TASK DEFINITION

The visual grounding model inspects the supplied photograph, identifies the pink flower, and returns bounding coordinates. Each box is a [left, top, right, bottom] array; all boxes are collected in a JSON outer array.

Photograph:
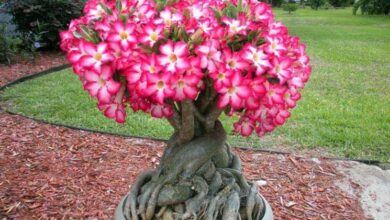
[[264, 81, 287, 106], [149, 104, 174, 118], [107, 21, 137, 49], [185, 57, 204, 78], [210, 67, 234, 90], [216, 73, 251, 109], [264, 37, 287, 57], [284, 87, 301, 108], [133, 3, 156, 22], [144, 72, 174, 104], [124, 63, 143, 85], [98, 102, 126, 123], [251, 2, 273, 24], [269, 57, 292, 84], [79, 42, 114, 71], [268, 106, 291, 125], [83, 65, 120, 103], [158, 41, 190, 72], [242, 44, 271, 75], [195, 40, 221, 72], [139, 23, 164, 47], [172, 74, 200, 101], [222, 15, 248, 36], [140, 54, 162, 75], [234, 117, 255, 136], [158, 8, 183, 27], [223, 49, 249, 71]]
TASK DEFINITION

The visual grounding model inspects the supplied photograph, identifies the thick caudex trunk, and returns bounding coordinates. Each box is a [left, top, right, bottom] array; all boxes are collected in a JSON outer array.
[[122, 121, 267, 220]]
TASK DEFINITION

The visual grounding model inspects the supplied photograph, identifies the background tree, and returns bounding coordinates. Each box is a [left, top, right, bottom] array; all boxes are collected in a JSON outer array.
[[6, 0, 85, 49], [353, 0, 390, 15], [309, 0, 326, 9], [327, 0, 352, 7], [283, 2, 298, 13], [61, 0, 312, 219]]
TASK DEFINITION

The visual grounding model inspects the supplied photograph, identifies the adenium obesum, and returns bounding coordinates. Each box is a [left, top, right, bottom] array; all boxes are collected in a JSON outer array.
[[60, 0, 311, 137]]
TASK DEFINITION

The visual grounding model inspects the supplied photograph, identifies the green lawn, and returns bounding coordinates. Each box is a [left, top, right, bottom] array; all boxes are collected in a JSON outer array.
[[1, 8, 389, 162]]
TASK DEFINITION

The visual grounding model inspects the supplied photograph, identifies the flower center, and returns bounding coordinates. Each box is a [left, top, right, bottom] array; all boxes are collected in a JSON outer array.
[[275, 64, 281, 73], [150, 32, 158, 41], [120, 31, 128, 40], [253, 53, 259, 61], [227, 87, 236, 95], [98, 78, 106, 86], [271, 42, 277, 50], [149, 65, 156, 74], [177, 80, 185, 88], [218, 73, 225, 80], [207, 51, 213, 59], [94, 53, 103, 61], [169, 53, 177, 63], [157, 80, 165, 89], [231, 24, 238, 33], [228, 60, 236, 68]]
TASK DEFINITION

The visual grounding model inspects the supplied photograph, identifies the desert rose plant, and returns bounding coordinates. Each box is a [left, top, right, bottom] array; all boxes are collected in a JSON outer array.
[[60, 0, 311, 219]]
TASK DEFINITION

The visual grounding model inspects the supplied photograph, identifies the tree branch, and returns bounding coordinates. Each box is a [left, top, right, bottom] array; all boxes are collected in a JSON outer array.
[[204, 101, 225, 132], [190, 102, 206, 123], [172, 100, 195, 146], [196, 78, 218, 113], [166, 99, 181, 131]]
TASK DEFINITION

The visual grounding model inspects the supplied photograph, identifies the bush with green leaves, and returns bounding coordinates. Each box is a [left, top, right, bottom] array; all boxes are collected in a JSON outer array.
[[283, 3, 298, 13], [0, 24, 21, 64], [264, 0, 284, 7], [321, 1, 334, 9], [309, 0, 326, 9], [353, 0, 390, 15], [327, 0, 353, 7], [6, 0, 85, 50]]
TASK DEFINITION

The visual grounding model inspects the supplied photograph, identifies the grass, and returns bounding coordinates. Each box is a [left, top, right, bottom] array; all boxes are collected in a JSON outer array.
[[1, 8, 389, 162]]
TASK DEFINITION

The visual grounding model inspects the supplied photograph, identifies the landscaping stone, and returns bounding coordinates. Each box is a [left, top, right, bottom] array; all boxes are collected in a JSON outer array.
[[336, 161, 390, 220]]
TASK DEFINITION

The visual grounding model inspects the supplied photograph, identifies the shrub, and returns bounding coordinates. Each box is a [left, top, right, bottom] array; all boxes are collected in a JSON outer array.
[[353, 0, 390, 15], [283, 3, 298, 13], [6, 0, 85, 50], [321, 1, 334, 9], [309, 0, 326, 9], [0, 24, 21, 64], [264, 0, 284, 7], [327, 0, 353, 7]]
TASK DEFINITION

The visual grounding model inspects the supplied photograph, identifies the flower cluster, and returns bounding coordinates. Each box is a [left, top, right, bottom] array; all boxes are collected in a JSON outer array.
[[60, 0, 311, 136]]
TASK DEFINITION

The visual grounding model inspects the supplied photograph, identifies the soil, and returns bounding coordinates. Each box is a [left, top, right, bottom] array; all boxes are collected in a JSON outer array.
[[0, 51, 67, 86], [0, 53, 373, 219]]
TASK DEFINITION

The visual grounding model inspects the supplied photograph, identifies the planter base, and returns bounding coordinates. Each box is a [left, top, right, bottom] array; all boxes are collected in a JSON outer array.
[[115, 193, 273, 220]]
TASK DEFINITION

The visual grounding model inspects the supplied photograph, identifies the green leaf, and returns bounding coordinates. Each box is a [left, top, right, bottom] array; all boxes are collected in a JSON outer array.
[[98, 3, 113, 15], [73, 31, 83, 39], [116, 0, 122, 12]]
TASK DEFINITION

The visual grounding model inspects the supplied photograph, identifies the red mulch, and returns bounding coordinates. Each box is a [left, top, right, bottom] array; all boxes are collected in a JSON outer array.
[[0, 55, 368, 219], [0, 113, 368, 220], [0, 52, 67, 86]]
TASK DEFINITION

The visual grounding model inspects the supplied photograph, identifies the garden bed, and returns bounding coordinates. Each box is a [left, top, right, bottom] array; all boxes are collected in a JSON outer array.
[[0, 51, 66, 86], [0, 112, 368, 219]]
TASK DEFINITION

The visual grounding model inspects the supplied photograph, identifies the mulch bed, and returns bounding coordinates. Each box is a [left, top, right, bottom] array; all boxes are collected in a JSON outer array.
[[0, 54, 368, 219], [0, 51, 67, 86], [0, 113, 368, 219]]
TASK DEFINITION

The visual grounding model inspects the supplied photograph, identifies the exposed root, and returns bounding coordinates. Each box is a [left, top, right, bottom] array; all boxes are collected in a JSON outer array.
[[124, 170, 155, 220]]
